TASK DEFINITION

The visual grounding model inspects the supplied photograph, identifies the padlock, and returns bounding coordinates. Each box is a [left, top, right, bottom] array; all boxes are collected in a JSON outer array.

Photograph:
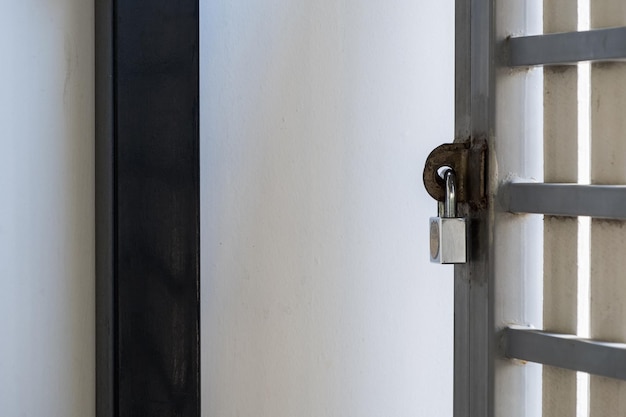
[[429, 168, 467, 264]]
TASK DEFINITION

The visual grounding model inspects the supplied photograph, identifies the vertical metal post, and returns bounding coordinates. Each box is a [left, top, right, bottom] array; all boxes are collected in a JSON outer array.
[[454, 0, 494, 415], [96, 0, 201, 415], [95, 0, 115, 415]]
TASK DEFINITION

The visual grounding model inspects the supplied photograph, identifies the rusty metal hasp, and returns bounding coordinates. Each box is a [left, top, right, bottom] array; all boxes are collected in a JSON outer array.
[[422, 140, 487, 208]]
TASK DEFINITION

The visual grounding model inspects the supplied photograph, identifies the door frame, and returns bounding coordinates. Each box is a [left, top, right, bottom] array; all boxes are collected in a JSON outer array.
[[95, 1, 201, 415], [94, 0, 492, 415]]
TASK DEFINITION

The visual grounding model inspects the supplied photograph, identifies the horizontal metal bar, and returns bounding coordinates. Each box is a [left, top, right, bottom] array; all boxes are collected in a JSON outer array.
[[504, 326, 626, 381], [501, 182, 626, 219], [509, 26, 626, 66]]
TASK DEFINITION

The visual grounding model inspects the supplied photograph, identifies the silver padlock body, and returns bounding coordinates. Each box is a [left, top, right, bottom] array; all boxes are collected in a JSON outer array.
[[429, 217, 467, 264]]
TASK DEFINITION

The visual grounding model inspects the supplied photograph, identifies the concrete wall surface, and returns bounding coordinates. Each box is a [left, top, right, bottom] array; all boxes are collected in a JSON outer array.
[[0, 1, 95, 416]]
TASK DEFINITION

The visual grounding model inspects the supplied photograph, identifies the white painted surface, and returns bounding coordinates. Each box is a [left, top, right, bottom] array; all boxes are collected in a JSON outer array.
[[494, 2, 543, 417], [200, 1, 454, 416], [0, 2, 95, 416]]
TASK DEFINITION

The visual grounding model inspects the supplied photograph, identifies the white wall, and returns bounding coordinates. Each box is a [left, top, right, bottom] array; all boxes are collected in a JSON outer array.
[[201, 1, 454, 416], [0, 2, 95, 416]]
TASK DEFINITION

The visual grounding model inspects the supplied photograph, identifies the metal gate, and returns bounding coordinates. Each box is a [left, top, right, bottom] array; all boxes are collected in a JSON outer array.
[[435, 0, 626, 416]]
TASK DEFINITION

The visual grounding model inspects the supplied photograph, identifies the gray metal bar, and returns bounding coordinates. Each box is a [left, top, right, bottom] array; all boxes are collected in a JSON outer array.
[[509, 26, 626, 66], [505, 326, 626, 381], [502, 182, 626, 219], [454, 0, 493, 414], [95, 0, 114, 414]]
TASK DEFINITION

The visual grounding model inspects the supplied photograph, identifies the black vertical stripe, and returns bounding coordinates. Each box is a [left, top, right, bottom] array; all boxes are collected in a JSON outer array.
[[97, 1, 200, 416]]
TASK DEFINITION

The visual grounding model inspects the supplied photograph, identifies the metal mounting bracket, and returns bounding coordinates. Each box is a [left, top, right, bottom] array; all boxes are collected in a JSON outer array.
[[422, 139, 487, 208]]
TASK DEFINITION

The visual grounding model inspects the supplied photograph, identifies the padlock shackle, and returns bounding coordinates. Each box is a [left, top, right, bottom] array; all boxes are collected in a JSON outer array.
[[444, 168, 457, 218]]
